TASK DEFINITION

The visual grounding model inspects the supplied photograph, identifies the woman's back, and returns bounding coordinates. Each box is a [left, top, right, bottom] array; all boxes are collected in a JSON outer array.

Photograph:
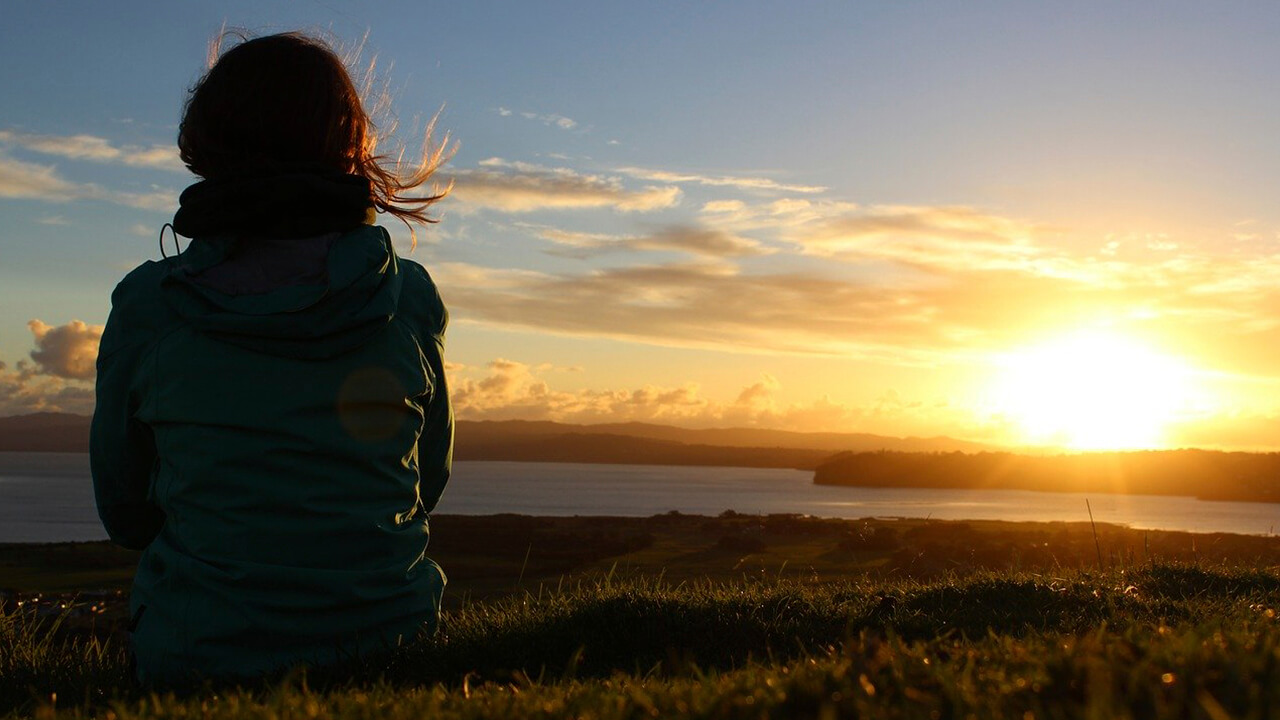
[[90, 32, 453, 684], [95, 223, 451, 683]]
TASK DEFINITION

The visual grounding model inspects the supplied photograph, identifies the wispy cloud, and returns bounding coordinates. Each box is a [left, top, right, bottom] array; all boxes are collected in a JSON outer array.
[[793, 205, 1046, 273], [494, 107, 578, 130], [0, 152, 176, 212], [617, 166, 827, 194], [441, 198, 1069, 358], [433, 259, 960, 361], [0, 154, 80, 199], [0, 129, 185, 172], [448, 159, 680, 213], [696, 199, 1069, 275], [699, 197, 861, 232], [528, 224, 771, 259], [104, 187, 175, 213], [521, 111, 577, 130], [432, 210, 1280, 382]]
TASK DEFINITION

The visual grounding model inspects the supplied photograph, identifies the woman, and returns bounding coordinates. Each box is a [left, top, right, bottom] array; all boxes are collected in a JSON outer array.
[[90, 32, 453, 684]]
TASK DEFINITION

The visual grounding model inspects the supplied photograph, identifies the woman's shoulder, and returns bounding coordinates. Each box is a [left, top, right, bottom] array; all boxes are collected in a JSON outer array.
[[397, 255, 441, 291], [113, 259, 169, 292], [108, 260, 182, 321], [99, 260, 184, 357], [394, 255, 448, 337]]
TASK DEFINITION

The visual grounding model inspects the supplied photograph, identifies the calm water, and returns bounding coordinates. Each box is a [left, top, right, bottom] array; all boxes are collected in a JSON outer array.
[[2, 452, 1278, 543]]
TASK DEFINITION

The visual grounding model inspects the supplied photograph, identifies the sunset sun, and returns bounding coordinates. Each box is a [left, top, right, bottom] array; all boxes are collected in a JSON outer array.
[[990, 330, 1199, 450]]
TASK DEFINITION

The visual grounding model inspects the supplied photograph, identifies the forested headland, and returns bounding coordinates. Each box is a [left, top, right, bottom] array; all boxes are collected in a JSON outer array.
[[814, 449, 1280, 503]]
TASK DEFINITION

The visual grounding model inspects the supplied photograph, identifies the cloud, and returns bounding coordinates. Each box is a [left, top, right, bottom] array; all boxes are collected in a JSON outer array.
[[698, 196, 862, 233], [448, 359, 1012, 439], [0, 152, 176, 212], [428, 176, 1280, 389], [699, 200, 1048, 274], [518, 111, 577, 130], [529, 224, 770, 259], [433, 260, 968, 361], [0, 360, 95, 416], [433, 238, 1280, 371], [0, 129, 185, 172], [448, 159, 680, 213], [0, 319, 102, 416], [27, 319, 104, 380], [450, 359, 774, 426], [617, 166, 827, 194], [735, 373, 780, 410], [101, 187, 175, 213], [0, 153, 80, 198], [494, 107, 578, 129], [793, 205, 1045, 272]]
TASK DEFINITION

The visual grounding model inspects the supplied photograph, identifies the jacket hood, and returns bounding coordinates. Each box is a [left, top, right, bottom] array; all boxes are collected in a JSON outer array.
[[161, 225, 404, 360]]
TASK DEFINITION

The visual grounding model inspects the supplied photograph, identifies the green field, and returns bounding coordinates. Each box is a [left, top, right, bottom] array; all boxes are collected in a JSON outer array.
[[4, 513, 1280, 718]]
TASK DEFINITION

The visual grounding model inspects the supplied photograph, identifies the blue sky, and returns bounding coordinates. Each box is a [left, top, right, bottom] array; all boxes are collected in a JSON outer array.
[[5, 2, 1280, 449]]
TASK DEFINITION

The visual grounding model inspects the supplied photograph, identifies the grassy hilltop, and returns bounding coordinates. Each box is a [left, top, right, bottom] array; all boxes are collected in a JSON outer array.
[[5, 513, 1280, 719]]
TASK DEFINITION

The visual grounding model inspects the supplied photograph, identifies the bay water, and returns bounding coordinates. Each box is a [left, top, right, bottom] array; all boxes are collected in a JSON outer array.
[[2, 451, 1278, 544]]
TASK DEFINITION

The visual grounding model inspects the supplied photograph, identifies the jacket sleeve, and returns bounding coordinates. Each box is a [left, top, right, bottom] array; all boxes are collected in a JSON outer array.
[[90, 281, 165, 550], [416, 282, 453, 515]]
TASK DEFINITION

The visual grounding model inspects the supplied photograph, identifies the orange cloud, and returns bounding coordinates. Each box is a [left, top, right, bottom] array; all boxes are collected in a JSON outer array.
[[444, 359, 1049, 445], [0, 359, 94, 416], [27, 320, 104, 380], [447, 359, 972, 435], [433, 259, 1090, 362], [0, 320, 111, 414]]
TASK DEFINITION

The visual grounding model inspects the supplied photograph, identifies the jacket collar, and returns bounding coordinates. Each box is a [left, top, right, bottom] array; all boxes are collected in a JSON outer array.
[[172, 169, 374, 239]]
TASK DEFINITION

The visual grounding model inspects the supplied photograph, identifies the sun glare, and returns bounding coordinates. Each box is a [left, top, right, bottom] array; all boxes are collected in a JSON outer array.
[[990, 330, 1199, 450]]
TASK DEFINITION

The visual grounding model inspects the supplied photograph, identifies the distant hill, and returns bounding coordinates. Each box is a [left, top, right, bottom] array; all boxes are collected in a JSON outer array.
[[455, 419, 993, 454], [0, 414, 992, 468], [0, 412, 91, 452], [454, 431, 833, 469]]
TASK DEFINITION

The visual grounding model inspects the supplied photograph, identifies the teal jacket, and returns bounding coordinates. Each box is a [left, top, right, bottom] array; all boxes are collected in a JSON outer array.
[[90, 224, 452, 684]]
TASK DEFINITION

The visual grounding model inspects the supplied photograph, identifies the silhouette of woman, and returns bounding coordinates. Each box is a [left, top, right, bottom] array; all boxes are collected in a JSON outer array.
[[90, 32, 453, 684]]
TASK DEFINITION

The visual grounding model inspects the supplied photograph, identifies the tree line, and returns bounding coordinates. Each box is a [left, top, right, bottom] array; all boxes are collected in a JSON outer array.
[[813, 449, 1280, 503]]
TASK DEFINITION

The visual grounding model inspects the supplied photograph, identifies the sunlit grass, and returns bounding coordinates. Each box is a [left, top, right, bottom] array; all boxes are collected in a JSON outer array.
[[4, 565, 1280, 718]]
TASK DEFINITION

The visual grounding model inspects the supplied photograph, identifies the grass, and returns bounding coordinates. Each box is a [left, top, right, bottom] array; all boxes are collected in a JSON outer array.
[[5, 563, 1280, 719]]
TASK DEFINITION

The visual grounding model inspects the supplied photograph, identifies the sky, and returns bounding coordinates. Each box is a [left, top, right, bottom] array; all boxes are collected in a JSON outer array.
[[4, 1, 1280, 450]]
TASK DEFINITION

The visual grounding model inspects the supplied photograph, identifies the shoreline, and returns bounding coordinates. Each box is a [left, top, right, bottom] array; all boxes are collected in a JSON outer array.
[[6, 511, 1279, 641]]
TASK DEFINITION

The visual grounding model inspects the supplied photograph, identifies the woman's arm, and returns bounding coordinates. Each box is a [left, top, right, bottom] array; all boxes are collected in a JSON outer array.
[[416, 309, 453, 515], [90, 285, 165, 550]]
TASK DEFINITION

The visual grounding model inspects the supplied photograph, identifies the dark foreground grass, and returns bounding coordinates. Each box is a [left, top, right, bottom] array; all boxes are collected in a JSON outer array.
[[5, 564, 1280, 718]]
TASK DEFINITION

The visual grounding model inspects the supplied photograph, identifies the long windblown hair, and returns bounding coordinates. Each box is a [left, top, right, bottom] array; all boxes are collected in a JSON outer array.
[[178, 31, 451, 242]]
